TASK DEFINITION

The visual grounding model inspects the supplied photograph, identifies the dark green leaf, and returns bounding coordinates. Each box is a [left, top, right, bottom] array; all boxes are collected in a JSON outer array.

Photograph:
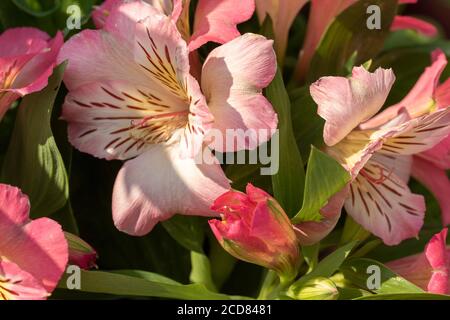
[[162, 215, 205, 253], [291, 241, 357, 290], [1, 63, 69, 217], [266, 69, 305, 217], [341, 258, 424, 294], [58, 269, 251, 300], [13, 0, 61, 17], [308, 0, 398, 82], [290, 86, 325, 162]]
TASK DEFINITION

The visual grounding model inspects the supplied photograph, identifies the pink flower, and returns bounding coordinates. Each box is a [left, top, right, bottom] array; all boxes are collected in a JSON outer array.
[[294, 0, 437, 81], [59, 1, 277, 236], [0, 28, 62, 120], [209, 184, 300, 280], [310, 65, 450, 245], [65, 232, 98, 270], [256, 0, 308, 62], [362, 50, 450, 226], [387, 228, 449, 294], [0, 184, 68, 300], [92, 0, 255, 51]]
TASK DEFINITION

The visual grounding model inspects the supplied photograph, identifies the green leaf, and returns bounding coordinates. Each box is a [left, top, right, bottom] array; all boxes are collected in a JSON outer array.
[[340, 258, 424, 294], [266, 68, 305, 217], [59, 269, 251, 300], [302, 243, 320, 271], [111, 270, 181, 285], [292, 147, 350, 223], [190, 251, 217, 292], [340, 215, 371, 245], [292, 241, 357, 290], [13, 0, 61, 18], [307, 0, 398, 82], [1, 63, 69, 217], [162, 215, 205, 253], [289, 86, 325, 162]]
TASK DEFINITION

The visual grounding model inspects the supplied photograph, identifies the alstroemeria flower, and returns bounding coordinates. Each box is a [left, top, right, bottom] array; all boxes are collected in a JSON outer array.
[[209, 184, 300, 281], [0, 184, 68, 300], [295, 0, 437, 81], [362, 50, 450, 226], [387, 228, 449, 294], [92, 0, 255, 52], [310, 66, 450, 245], [0, 28, 62, 120], [59, 1, 277, 236], [256, 0, 308, 63]]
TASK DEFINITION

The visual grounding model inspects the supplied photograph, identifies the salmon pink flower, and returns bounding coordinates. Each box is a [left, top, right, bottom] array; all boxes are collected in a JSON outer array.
[[209, 184, 300, 281], [0, 184, 68, 300], [310, 65, 450, 245], [59, 1, 277, 236], [0, 28, 62, 120], [363, 49, 450, 226], [387, 228, 449, 294], [92, 0, 255, 51]]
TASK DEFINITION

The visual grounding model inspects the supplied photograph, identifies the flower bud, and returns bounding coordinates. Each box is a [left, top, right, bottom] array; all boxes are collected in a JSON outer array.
[[65, 232, 98, 270], [209, 184, 300, 281], [287, 277, 339, 300]]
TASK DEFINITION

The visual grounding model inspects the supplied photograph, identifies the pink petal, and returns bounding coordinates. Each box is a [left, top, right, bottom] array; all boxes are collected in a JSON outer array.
[[58, 29, 148, 91], [412, 157, 450, 226], [295, 187, 348, 246], [0, 30, 62, 119], [8, 31, 63, 96], [436, 78, 450, 109], [189, 0, 255, 51], [311, 67, 395, 146], [391, 16, 438, 37], [362, 49, 448, 129], [92, 0, 121, 28], [419, 135, 450, 170], [346, 158, 425, 246], [0, 261, 48, 300], [380, 108, 450, 156], [201, 34, 277, 152], [0, 184, 30, 226], [0, 218, 68, 293], [425, 228, 448, 270], [256, 0, 308, 59], [112, 144, 230, 236], [92, 0, 179, 28], [0, 27, 49, 56], [0, 184, 68, 293], [59, 2, 161, 90], [425, 228, 449, 294]]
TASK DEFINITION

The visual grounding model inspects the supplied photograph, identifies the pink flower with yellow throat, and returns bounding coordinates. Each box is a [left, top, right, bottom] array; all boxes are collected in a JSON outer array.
[[0, 28, 62, 120], [0, 184, 68, 300], [310, 64, 450, 246], [58, 0, 278, 236]]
